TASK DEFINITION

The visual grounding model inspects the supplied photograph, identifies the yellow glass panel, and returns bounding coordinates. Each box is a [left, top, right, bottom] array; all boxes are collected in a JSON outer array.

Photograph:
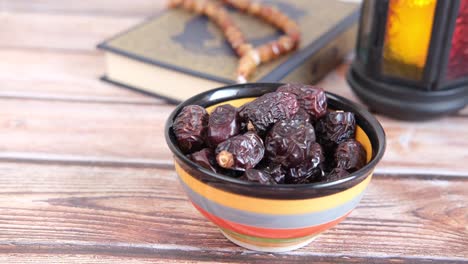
[[382, 0, 437, 80]]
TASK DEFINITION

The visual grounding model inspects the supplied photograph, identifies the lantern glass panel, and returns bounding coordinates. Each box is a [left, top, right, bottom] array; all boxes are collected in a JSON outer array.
[[357, 0, 376, 66], [446, 0, 468, 81], [381, 0, 437, 81]]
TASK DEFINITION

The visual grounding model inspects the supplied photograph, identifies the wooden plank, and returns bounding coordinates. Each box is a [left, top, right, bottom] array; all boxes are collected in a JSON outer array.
[[0, 162, 466, 262], [1, 13, 142, 51], [0, 99, 174, 163], [375, 115, 468, 176], [0, 49, 163, 104], [4, 1, 166, 17], [0, 251, 465, 264], [0, 98, 467, 175], [0, 255, 244, 264]]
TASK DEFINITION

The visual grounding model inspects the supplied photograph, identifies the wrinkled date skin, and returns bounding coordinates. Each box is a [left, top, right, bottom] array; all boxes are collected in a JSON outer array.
[[335, 139, 367, 173], [215, 132, 265, 171], [173, 105, 208, 153], [239, 92, 299, 134], [322, 167, 349, 182], [315, 111, 356, 152], [240, 169, 276, 184], [264, 164, 286, 184], [188, 148, 218, 173], [265, 119, 316, 168], [277, 84, 327, 120], [207, 104, 240, 147], [286, 142, 324, 184], [292, 108, 311, 123]]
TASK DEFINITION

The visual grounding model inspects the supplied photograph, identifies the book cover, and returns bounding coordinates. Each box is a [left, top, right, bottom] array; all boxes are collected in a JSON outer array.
[[98, 0, 360, 102]]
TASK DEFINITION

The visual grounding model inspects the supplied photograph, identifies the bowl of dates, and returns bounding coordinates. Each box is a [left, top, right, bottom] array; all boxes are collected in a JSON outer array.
[[165, 83, 386, 252]]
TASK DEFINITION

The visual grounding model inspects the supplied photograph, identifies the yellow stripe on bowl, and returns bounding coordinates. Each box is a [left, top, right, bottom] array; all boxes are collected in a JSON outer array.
[[176, 162, 372, 215]]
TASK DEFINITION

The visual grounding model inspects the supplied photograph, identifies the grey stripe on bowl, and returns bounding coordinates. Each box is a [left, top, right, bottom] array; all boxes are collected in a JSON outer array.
[[179, 179, 365, 229]]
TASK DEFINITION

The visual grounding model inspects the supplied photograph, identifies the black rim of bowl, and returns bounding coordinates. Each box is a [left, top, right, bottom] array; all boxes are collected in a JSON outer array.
[[165, 83, 386, 199]]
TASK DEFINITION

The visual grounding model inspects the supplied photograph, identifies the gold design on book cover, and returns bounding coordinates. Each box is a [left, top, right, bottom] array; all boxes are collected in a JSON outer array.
[[107, 0, 357, 81]]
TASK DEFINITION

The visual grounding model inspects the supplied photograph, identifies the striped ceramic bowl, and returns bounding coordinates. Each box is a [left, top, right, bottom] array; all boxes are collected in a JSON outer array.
[[165, 83, 386, 252]]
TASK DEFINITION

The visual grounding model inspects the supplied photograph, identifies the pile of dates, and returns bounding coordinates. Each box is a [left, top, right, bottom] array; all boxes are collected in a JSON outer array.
[[173, 84, 367, 185]]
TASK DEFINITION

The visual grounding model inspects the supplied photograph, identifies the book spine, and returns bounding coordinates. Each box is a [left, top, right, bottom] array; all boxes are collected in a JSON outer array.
[[280, 24, 358, 84]]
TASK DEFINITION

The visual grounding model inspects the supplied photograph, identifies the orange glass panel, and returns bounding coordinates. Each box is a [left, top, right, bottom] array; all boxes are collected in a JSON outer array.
[[382, 0, 437, 80]]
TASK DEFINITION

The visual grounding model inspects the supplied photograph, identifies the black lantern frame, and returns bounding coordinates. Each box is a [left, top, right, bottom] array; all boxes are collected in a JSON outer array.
[[347, 0, 468, 120]]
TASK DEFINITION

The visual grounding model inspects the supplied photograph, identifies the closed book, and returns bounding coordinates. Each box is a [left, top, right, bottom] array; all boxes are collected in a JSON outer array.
[[98, 0, 359, 103]]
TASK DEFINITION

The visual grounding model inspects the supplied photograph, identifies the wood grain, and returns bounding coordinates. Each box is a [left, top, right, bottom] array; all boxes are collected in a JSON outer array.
[[0, 99, 174, 163], [1, 13, 141, 51], [0, 162, 466, 262], [4, 0, 166, 16], [0, 252, 466, 264], [0, 98, 466, 175], [0, 49, 162, 104]]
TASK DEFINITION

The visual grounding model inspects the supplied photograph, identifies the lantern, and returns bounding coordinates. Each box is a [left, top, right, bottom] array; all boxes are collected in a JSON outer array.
[[347, 0, 468, 120]]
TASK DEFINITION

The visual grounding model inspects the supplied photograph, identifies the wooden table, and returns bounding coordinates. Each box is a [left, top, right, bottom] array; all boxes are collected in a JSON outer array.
[[1, 1, 467, 263]]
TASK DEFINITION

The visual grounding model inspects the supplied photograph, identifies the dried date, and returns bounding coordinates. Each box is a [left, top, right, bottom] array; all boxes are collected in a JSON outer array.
[[265, 119, 316, 168], [285, 142, 324, 184], [322, 168, 350, 182], [215, 132, 265, 171], [207, 104, 240, 147], [335, 139, 367, 173], [188, 148, 218, 173], [263, 164, 286, 184], [292, 108, 311, 123], [173, 105, 208, 153], [277, 83, 327, 120], [239, 92, 299, 134], [240, 169, 276, 184], [315, 111, 356, 152]]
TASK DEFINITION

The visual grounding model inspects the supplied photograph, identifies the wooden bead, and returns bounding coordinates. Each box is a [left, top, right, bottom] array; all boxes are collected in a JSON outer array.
[[286, 28, 301, 43], [214, 9, 228, 24], [258, 44, 273, 62], [270, 42, 281, 56], [237, 55, 257, 80], [194, 0, 207, 14], [219, 18, 234, 29], [204, 2, 218, 17], [278, 36, 294, 52], [275, 13, 290, 29], [227, 35, 244, 49], [247, 2, 261, 15], [226, 29, 243, 45], [230, 39, 245, 50], [259, 6, 273, 21], [237, 44, 253, 57], [247, 49, 261, 65], [225, 0, 250, 11], [268, 6, 281, 25], [182, 0, 196, 11], [225, 26, 240, 37], [284, 21, 299, 31], [266, 14, 279, 26], [168, 0, 184, 8]]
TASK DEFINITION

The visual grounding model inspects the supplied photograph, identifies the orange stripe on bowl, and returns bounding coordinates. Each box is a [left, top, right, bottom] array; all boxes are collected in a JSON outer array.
[[177, 162, 372, 215], [192, 202, 352, 239]]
